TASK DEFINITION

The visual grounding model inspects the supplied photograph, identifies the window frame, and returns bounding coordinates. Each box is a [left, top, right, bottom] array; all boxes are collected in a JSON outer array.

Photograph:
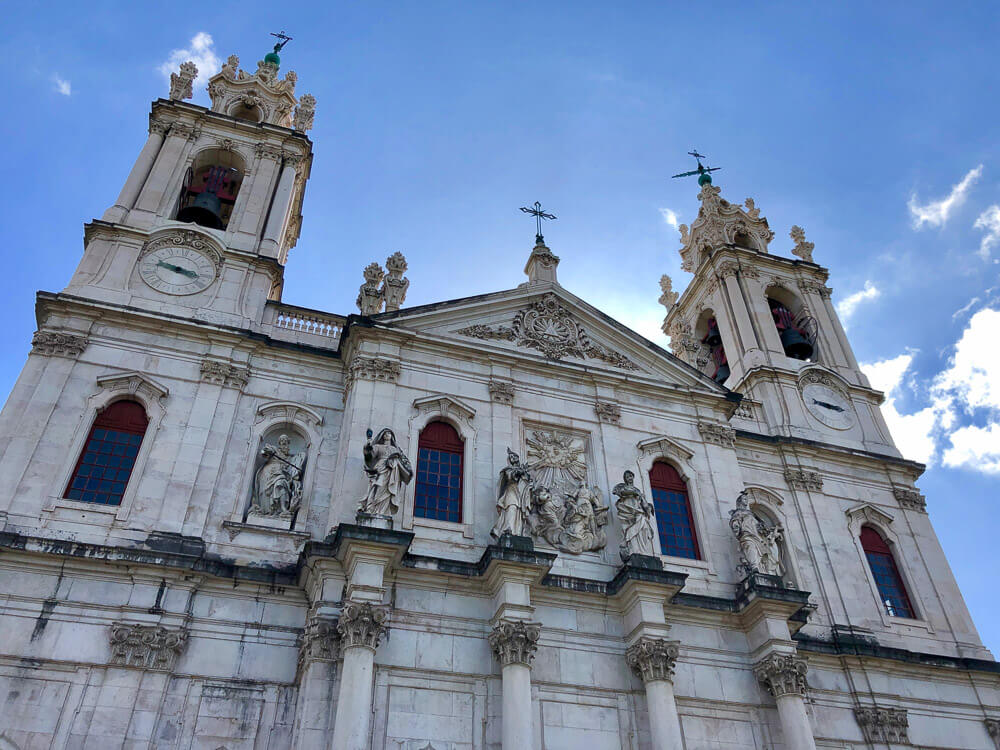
[[63, 400, 148, 507], [414, 420, 465, 524], [860, 525, 916, 619], [648, 460, 701, 560]]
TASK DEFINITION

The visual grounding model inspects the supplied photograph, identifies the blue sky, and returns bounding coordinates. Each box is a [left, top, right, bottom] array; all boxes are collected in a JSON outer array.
[[2, 2, 999, 652]]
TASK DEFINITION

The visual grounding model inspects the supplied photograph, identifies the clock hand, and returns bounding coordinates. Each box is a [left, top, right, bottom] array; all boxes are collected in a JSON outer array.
[[155, 260, 198, 279], [811, 398, 845, 412]]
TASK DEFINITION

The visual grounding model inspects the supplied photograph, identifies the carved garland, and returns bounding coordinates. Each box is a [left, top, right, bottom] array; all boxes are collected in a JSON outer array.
[[625, 637, 680, 683], [488, 619, 541, 667], [109, 622, 188, 671], [753, 653, 808, 698]]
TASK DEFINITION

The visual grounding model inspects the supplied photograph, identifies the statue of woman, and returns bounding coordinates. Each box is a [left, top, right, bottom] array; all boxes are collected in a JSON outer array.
[[613, 470, 658, 561], [491, 449, 533, 539], [251, 434, 306, 517], [359, 428, 413, 517], [561, 483, 608, 553]]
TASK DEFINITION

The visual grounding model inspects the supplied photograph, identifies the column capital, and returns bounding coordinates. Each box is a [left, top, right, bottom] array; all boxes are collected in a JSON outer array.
[[298, 614, 340, 670], [488, 619, 541, 667], [753, 652, 809, 698], [626, 637, 680, 683], [854, 706, 909, 745], [337, 601, 390, 652], [109, 622, 188, 672]]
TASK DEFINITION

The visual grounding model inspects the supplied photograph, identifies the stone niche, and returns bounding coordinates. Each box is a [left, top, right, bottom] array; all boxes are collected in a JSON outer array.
[[242, 425, 310, 530]]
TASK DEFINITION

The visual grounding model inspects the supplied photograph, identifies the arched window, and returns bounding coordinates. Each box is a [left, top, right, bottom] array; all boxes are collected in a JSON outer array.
[[64, 400, 148, 506], [415, 421, 464, 523], [860, 526, 914, 618], [175, 148, 245, 230], [649, 461, 700, 559]]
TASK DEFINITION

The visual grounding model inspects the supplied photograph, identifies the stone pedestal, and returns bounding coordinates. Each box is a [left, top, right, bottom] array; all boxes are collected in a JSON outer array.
[[626, 637, 683, 750], [489, 619, 540, 749], [754, 652, 816, 750]]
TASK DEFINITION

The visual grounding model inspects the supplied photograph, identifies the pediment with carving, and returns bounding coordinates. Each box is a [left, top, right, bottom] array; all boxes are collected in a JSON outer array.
[[678, 184, 775, 272]]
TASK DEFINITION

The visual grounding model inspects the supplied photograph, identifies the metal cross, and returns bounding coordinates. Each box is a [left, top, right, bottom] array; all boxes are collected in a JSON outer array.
[[671, 149, 722, 181], [519, 201, 557, 244], [270, 31, 293, 53]]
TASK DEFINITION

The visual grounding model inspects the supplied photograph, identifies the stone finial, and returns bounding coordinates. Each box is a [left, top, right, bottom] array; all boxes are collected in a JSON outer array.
[[753, 653, 808, 698], [293, 93, 316, 131], [381, 251, 410, 312], [357, 262, 385, 315], [626, 637, 680, 684], [337, 602, 390, 651], [854, 707, 909, 744], [169, 61, 198, 101], [488, 619, 541, 667], [658, 275, 679, 309], [522, 238, 560, 286], [109, 622, 188, 671], [790, 225, 815, 262]]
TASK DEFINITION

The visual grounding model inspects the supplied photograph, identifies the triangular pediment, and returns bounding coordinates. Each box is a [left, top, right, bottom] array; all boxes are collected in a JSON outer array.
[[370, 285, 727, 393]]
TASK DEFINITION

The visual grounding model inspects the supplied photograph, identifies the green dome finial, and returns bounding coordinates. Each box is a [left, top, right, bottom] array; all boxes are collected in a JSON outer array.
[[698, 171, 713, 186], [266, 30, 293, 69], [671, 149, 721, 189]]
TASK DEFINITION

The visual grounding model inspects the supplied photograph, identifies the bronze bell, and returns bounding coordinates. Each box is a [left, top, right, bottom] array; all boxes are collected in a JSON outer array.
[[713, 362, 730, 384], [780, 326, 814, 360], [177, 190, 224, 230], [703, 318, 722, 347]]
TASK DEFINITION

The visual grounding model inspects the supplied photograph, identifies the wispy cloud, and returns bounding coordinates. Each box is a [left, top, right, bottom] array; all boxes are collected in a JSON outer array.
[[51, 74, 71, 96], [908, 165, 983, 229], [835, 280, 880, 325], [158, 32, 220, 92], [659, 208, 680, 229], [861, 352, 938, 464], [974, 205, 1000, 260]]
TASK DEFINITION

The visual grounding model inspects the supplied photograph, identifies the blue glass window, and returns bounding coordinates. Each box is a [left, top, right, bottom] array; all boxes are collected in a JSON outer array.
[[649, 462, 700, 559], [414, 421, 464, 523], [65, 400, 147, 506], [861, 526, 915, 618]]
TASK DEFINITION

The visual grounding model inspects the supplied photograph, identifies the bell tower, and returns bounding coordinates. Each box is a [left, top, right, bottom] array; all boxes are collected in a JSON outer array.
[[64, 38, 317, 326], [662, 167, 899, 457]]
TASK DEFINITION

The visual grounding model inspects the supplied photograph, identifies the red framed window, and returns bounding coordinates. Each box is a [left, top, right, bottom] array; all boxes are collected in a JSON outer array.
[[860, 526, 915, 618], [64, 400, 148, 506], [414, 421, 464, 523], [649, 461, 700, 559]]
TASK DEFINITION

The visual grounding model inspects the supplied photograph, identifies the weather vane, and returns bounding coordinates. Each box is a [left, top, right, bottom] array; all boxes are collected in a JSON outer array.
[[270, 30, 293, 54], [519, 201, 557, 244], [671, 150, 721, 186]]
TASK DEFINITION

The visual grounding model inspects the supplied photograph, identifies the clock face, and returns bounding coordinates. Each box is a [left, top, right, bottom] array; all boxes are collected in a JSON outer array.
[[802, 383, 855, 430], [138, 245, 217, 295]]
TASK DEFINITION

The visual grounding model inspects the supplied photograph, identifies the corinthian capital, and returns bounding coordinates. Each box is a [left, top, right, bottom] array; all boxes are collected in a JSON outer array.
[[488, 619, 541, 667], [336, 601, 390, 651], [753, 652, 808, 698], [625, 637, 680, 683]]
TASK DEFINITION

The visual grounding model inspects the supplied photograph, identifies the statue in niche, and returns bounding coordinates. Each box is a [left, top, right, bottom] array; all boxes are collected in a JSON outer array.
[[491, 449, 533, 539], [359, 428, 413, 517], [250, 434, 307, 518], [612, 470, 659, 561], [729, 490, 784, 578]]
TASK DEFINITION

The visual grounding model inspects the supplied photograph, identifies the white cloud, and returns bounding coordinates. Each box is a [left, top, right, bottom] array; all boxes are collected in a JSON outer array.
[[932, 307, 1000, 416], [974, 205, 1000, 260], [908, 165, 983, 228], [861, 353, 938, 464], [952, 296, 981, 320], [158, 32, 220, 91], [51, 74, 71, 96], [836, 280, 881, 325], [659, 208, 680, 229], [942, 423, 1000, 474]]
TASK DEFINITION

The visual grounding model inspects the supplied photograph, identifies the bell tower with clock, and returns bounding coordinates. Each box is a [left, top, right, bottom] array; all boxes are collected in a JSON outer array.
[[62, 37, 317, 327], [661, 160, 900, 457]]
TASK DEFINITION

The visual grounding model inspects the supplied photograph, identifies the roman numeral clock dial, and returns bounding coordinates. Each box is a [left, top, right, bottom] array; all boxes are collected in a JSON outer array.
[[138, 245, 218, 295]]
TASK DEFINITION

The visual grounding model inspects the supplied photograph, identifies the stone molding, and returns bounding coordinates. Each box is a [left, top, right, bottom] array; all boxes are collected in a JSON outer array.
[[336, 602, 389, 652], [697, 421, 735, 447], [96, 371, 169, 406], [854, 706, 909, 745], [109, 622, 188, 671], [625, 637, 680, 684], [298, 615, 339, 670], [784, 468, 823, 491], [594, 401, 622, 425], [986, 718, 1000, 749], [488, 619, 541, 667], [200, 359, 250, 390], [753, 653, 808, 698], [345, 356, 401, 393], [31, 331, 89, 359], [488, 380, 515, 404], [893, 486, 927, 512], [798, 279, 832, 298]]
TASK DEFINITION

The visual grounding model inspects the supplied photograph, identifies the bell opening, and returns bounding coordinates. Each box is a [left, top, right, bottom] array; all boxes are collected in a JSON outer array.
[[175, 149, 245, 231], [769, 298, 816, 361]]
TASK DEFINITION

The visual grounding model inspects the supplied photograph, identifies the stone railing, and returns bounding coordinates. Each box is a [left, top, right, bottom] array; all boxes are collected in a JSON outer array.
[[265, 302, 344, 346]]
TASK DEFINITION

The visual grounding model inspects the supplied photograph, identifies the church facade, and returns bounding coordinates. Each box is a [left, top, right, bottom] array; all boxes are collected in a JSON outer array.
[[0, 48, 997, 750]]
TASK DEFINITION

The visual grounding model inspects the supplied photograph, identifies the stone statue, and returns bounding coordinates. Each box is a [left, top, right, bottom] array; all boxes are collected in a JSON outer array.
[[221, 54, 240, 80], [729, 490, 784, 578], [613, 470, 659, 561], [560, 483, 609, 554], [169, 61, 198, 101], [250, 434, 306, 518], [491, 449, 533, 539], [359, 428, 413, 517]]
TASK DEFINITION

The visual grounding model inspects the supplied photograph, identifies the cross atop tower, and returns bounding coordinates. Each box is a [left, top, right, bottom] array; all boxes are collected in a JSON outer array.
[[519, 201, 557, 245], [672, 150, 722, 187]]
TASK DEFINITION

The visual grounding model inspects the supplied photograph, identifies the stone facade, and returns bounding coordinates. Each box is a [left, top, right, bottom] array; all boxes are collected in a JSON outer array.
[[0, 50, 996, 750]]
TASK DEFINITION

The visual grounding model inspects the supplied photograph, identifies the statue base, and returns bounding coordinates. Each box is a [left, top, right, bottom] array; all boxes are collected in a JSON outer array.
[[356, 512, 394, 530], [492, 531, 535, 552], [621, 553, 664, 570]]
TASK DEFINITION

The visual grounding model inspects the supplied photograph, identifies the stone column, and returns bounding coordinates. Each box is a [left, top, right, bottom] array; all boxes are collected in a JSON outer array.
[[291, 615, 340, 750], [330, 601, 389, 750], [103, 119, 170, 223], [754, 653, 816, 750], [259, 155, 300, 259], [488, 619, 540, 750], [626, 637, 684, 749], [131, 121, 197, 219]]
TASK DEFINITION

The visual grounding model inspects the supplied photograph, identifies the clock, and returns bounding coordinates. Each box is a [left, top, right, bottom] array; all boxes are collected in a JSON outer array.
[[138, 244, 218, 295], [801, 382, 855, 430]]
